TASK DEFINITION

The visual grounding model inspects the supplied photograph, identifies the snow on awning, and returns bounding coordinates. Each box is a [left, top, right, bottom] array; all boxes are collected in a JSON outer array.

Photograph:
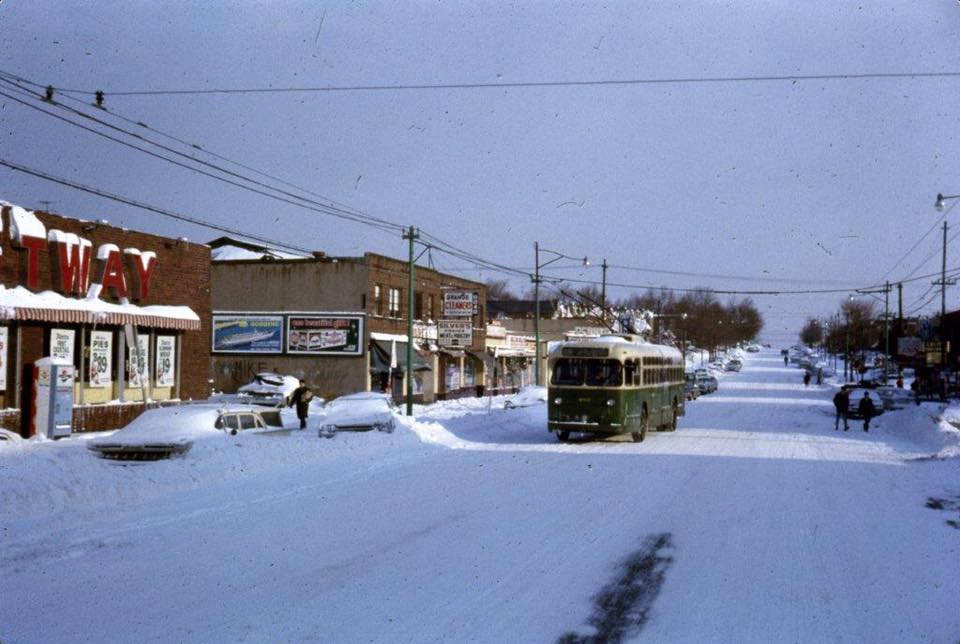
[[0, 286, 200, 331]]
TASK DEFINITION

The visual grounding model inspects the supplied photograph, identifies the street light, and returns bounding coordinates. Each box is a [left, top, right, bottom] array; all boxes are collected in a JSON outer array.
[[935, 193, 960, 212], [533, 242, 589, 386]]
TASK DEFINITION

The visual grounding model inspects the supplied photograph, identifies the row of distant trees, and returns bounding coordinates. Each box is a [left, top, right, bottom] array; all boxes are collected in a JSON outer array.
[[799, 299, 879, 354], [487, 279, 764, 348]]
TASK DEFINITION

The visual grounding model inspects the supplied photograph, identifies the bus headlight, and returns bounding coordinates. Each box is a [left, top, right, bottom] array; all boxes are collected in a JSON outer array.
[[553, 397, 563, 405], [606, 399, 615, 407]]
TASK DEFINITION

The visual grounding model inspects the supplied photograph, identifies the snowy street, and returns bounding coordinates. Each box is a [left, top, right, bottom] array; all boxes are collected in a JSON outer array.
[[2, 349, 959, 643]]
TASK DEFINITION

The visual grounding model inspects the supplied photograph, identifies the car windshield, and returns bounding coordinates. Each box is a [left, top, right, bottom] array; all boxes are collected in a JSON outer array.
[[551, 358, 623, 387]]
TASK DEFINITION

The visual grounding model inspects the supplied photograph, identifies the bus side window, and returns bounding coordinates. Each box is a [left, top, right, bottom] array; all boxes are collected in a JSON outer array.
[[624, 360, 636, 386]]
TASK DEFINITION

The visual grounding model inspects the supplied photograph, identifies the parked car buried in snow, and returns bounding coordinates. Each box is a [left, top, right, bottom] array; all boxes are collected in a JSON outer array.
[[318, 392, 398, 437], [87, 404, 285, 460], [504, 386, 547, 409], [237, 372, 303, 407]]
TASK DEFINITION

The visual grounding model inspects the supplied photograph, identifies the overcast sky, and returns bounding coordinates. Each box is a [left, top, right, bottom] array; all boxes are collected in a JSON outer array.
[[2, 1, 959, 343]]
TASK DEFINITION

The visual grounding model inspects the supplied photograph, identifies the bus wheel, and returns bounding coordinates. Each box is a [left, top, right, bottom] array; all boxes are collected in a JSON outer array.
[[631, 410, 648, 443], [557, 430, 570, 442], [664, 404, 679, 432]]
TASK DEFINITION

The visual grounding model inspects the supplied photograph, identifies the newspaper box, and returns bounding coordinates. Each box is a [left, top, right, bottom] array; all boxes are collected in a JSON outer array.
[[31, 358, 75, 439]]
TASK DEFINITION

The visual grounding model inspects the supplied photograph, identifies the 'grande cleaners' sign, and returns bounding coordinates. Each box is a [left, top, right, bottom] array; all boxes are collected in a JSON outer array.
[[3, 205, 157, 301]]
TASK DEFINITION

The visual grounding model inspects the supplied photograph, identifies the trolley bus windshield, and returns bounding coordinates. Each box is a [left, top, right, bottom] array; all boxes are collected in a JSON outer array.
[[551, 358, 623, 387]]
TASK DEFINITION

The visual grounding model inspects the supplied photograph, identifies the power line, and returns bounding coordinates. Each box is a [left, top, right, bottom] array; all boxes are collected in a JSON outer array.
[[0, 158, 314, 255], [0, 80, 404, 235], [10, 69, 960, 97], [880, 202, 952, 280]]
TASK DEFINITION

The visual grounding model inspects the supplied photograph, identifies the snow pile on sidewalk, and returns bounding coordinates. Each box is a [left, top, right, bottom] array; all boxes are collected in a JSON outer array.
[[0, 409, 429, 521]]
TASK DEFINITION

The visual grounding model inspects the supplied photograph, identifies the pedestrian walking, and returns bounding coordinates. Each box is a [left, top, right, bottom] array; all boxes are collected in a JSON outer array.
[[816, 368, 823, 385], [858, 393, 876, 432], [289, 379, 314, 430], [803, 371, 811, 387], [833, 386, 850, 431], [784, 355, 789, 367]]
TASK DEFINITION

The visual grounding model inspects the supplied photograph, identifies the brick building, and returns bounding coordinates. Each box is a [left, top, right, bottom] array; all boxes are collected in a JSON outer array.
[[0, 202, 211, 435], [209, 243, 487, 402]]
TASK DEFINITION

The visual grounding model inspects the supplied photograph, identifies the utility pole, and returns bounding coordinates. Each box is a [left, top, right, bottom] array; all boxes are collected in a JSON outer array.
[[933, 222, 955, 371], [897, 282, 903, 322], [533, 242, 541, 386], [403, 225, 419, 416], [601, 259, 608, 326]]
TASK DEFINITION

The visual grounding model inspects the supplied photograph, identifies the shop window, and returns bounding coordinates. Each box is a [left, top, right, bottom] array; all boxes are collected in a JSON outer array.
[[427, 294, 434, 321], [388, 288, 401, 318], [464, 359, 476, 386], [374, 284, 383, 316]]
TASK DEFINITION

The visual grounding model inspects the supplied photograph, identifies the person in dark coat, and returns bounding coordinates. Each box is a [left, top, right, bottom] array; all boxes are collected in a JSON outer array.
[[858, 393, 876, 432], [833, 386, 850, 431], [289, 380, 314, 430], [803, 371, 811, 387]]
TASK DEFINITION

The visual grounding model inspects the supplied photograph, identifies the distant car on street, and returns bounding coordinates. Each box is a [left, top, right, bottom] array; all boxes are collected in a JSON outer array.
[[319, 392, 398, 437], [88, 404, 285, 460]]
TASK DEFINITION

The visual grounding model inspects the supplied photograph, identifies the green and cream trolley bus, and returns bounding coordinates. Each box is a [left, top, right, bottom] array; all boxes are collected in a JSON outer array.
[[547, 334, 685, 442]]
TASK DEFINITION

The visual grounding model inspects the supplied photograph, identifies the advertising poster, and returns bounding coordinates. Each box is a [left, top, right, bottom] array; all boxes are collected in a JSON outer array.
[[212, 315, 284, 353], [287, 315, 364, 355], [0, 326, 6, 390], [128, 335, 149, 388], [156, 336, 176, 387], [51, 328, 75, 363], [89, 330, 113, 388]]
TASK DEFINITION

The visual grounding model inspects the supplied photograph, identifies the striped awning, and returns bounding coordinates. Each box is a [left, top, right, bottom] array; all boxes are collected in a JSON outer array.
[[11, 307, 200, 330], [0, 286, 201, 331]]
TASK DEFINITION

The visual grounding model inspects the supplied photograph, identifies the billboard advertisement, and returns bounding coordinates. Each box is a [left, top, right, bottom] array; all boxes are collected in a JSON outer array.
[[287, 315, 364, 355], [213, 315, 284, 353]]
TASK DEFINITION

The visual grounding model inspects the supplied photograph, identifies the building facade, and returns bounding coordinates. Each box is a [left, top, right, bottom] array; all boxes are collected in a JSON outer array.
[[0, 202, 211, 435], [210, 247, 488, 402]]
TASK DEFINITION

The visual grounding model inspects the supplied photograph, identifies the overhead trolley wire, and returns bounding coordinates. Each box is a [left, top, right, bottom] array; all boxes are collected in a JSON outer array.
[[0, 158, 315, 255], [9, 69, 960, 97], [0, 79, 404, 235]]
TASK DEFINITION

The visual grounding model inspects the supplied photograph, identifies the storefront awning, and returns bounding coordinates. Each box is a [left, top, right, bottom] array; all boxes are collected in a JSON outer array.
[[437, 348, 465, 358], [0, 286, 200, 331], [494, 347, 535, 358], [370, 340, 431, 373], [467, 349, 498, 373]]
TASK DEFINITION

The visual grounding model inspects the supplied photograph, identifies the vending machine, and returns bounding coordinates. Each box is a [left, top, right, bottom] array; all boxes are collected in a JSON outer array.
[[30, 358, 75, 439]]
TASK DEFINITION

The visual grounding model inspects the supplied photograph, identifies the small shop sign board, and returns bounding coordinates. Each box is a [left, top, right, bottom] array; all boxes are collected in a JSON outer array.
[[442, 291, 477, 317], [507, 334, 527, 349], [897, 336, 922, 358], [438, 319, 473, 348]]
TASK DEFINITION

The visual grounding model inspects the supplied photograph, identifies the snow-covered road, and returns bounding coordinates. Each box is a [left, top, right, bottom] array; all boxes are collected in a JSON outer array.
[[2, 349, 959, 643]]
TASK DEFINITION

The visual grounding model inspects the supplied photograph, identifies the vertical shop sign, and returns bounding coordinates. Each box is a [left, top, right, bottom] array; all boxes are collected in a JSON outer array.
[[156, 336, 176, 386], [89, 330, 113, 388], [128, 334, 150, 388], [51, 328, 75, 363]]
